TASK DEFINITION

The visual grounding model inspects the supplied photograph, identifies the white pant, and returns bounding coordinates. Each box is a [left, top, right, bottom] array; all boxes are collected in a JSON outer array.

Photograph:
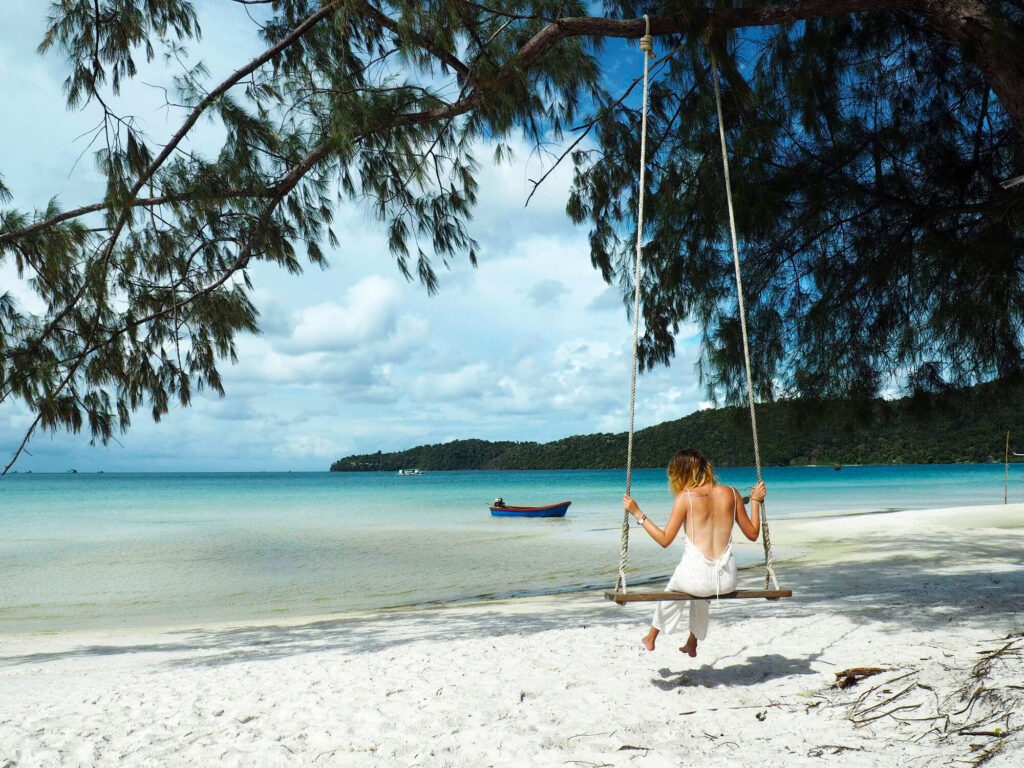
[[652, 543, 737, 640]]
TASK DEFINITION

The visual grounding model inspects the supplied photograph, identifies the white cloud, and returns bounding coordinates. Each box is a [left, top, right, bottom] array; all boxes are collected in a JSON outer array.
[[274, 434, 339, 460], [587, 286, 625, 313], [286, 275, 402, 352], [470, 138, 580, 246], [524, 278, 569, 308], [411, 362, 495, 402]]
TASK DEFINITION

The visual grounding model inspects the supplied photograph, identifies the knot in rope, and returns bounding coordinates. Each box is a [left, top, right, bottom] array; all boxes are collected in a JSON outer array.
[[640, 15, 653, 53]]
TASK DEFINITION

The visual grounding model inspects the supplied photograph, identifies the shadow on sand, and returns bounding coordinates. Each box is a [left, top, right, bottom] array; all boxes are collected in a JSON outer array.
[[2, 528, 1020, 677]]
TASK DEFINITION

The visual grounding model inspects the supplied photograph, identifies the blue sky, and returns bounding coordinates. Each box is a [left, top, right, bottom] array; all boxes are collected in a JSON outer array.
[[0, 1, 706, 472]]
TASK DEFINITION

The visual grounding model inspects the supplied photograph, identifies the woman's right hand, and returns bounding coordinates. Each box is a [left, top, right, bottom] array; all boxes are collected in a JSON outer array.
[[750, 481, 767, 503], [622, 494, 640, 516]]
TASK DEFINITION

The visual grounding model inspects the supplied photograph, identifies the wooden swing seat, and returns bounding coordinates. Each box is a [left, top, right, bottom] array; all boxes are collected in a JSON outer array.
[[604, 588, 792, 604]]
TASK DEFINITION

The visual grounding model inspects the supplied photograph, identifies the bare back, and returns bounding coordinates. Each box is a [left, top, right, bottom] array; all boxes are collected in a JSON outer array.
[[681, 483, 738, 560]]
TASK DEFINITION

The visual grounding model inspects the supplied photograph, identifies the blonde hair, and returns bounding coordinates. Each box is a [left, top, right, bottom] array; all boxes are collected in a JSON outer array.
[[666, 448, 716, 494]]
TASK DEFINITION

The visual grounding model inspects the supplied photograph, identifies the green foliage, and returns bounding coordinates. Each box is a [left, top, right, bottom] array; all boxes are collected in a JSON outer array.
[[331, 439, 519, 471], [39, 0, 200, 107], [1, 0, 602, 469], [331, 378, 1024, 470], [572, 2, 1024, 403], [2, 1, 1023, 474]]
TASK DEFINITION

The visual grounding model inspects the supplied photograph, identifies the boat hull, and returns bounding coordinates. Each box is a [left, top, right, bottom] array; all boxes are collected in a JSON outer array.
[[489, 501, 571, 518]]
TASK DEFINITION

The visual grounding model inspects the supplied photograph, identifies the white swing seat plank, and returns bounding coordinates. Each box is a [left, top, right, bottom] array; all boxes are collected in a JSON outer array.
[[604, 588, 792, 604]]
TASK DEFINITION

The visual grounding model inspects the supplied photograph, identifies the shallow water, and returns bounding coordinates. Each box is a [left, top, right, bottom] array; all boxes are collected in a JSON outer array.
[[1, 464, 1017, 633]]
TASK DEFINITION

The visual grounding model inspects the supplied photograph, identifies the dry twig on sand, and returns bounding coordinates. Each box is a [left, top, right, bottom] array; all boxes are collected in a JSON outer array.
[[807, 744, 865, 757], [834, 666, 888, 689], [828, 632, 1022, 767]]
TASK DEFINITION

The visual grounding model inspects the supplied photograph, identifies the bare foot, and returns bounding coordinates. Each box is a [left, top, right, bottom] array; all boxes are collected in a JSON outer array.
[[679, 634, 698, 657], [641, 634, 655, 651]]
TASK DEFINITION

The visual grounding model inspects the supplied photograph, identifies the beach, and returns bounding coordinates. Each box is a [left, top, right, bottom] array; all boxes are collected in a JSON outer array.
[[4, 2, 1023, 765], [1, 501, 1021, 767]]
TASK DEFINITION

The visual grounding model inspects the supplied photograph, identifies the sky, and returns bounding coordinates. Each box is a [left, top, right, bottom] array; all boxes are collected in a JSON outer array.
[[0, 1, 708, 472]]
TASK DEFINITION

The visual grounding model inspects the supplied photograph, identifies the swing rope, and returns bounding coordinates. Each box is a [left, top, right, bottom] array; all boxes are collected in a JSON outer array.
[[710, 60, 779, 591], [616, 27, 779, 593], [616, 15, 653, 593]]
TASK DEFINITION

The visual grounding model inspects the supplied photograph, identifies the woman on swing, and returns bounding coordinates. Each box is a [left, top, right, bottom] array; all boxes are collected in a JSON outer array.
[[622, 448, 766, 657]]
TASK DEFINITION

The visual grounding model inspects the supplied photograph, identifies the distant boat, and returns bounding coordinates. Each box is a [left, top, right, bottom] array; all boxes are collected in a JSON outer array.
[[398, 468, 424, 476], [489, 500, 571, 518], [833, 465, 842, 471]]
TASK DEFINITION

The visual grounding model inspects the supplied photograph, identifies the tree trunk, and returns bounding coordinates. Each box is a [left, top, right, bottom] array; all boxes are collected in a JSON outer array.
[[920, 0, 1024, 138]]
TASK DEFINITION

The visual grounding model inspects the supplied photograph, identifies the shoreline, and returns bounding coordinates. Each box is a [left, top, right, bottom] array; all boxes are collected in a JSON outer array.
[[1, 501, 1021, 641], [2, 502, 1022, 766], [2, 501, 1020, 639]]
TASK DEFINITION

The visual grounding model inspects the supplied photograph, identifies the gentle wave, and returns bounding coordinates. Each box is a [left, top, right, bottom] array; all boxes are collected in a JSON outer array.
[[0, 465, 1017, 632]]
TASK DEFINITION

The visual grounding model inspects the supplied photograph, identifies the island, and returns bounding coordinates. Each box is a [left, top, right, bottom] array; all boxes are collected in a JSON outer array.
[[331, 379, 1024, 471]]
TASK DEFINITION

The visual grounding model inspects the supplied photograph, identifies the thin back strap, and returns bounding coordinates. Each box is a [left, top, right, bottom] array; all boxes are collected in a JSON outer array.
[[731, 487, 740, 542], [687, 488, 694, 542]]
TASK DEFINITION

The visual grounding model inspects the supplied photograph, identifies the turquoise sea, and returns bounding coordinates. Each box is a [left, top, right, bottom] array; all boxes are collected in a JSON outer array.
[[1, 464, 1019, 633]]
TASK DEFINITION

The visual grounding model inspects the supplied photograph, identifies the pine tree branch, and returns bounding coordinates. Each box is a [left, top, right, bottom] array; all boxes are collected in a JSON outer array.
[[1, 141, 332, 471], [3, 410, 43, 476], [525, 47, 681, 207], [17, 0, 345, 365], [401, 0, 924, 125], [0, 190, 267, 247], [2, 0, 925, 250], [364, 5, 470, 78]]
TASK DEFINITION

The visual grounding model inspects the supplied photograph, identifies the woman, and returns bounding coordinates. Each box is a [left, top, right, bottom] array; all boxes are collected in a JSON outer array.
[[622, 448, 766, 657]]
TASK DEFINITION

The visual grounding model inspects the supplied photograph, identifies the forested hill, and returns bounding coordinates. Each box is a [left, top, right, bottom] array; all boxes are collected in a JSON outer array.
[[329, 380, 1024, 471]]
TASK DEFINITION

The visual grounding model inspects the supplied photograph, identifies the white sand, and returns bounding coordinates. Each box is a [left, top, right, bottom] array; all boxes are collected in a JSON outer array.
[[2, 503, 1022, 767]]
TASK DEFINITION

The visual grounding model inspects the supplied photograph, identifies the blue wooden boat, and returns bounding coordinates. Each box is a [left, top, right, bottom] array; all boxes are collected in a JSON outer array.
[[489, 501, 571, 518]]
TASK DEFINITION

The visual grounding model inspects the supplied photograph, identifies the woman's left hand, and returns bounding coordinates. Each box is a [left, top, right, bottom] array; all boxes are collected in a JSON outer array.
[[750, 481, 767, 503], [623, 494, 640, 516]]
